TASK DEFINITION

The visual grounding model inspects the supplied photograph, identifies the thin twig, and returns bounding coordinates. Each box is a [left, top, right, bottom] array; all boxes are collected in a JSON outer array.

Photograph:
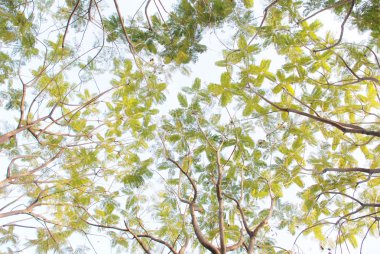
[[145, 0, 153, 30], [62, 0, 81, 48], [314, 0, 355, 52]]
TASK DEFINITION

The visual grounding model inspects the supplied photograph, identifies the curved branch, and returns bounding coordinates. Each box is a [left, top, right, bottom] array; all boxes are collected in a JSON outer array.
[[189, 204, 220, 254], [335, 206, 364, 225], [1, 149, 64, 187], [113, 0, 136, 53], [167, 158, 197, 203], [322, 191, 363, 206], [298, 0, 351, 24], [251, 89, 380, 137], [216, 149, 226, 253], [225, 230, 245, 252], [360, 220, 376, 253], [17, 69, 27, 128], [0, 116, 49, 145], [322, 191, 380, 208], [365, 46, 380, 70], [145, 0, 153, 30], [123, 220, 151, 254], [323, 167, 380, 174], [159, 136, 219, 253], [314, 0, 355, 52], [224, 194, 252, 236], [6, 154, 38, 178], [62, 0, 81, 48], [251, 196, 275, 238], [247, 0, 280, 45], [84, 220, 152, 254], [293, 221, 333, 248], [137, 234, 178, 254]]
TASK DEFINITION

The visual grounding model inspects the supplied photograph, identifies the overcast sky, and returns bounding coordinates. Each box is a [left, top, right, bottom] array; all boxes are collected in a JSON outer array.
[[0, 1, 377, 253]]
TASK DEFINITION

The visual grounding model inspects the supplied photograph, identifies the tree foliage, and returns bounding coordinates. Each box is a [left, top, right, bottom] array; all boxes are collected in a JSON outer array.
[[0, 0, 379, 253]]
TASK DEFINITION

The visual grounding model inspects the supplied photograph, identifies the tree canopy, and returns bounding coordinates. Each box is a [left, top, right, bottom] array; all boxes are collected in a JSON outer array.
[[0, 0, 379, 253]]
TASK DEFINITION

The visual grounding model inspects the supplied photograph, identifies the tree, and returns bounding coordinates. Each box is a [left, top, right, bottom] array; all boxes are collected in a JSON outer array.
[[0, 0, 379, 253], [303, 0, 380, 43]]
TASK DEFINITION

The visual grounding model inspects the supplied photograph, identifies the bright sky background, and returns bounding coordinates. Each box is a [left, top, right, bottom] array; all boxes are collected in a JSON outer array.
[[0, 1, 377, 253], [112, 2, 376, 253]]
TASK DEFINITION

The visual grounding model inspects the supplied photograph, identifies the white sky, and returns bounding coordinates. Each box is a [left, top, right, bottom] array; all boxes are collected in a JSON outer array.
[[0, 1, 377, 253]]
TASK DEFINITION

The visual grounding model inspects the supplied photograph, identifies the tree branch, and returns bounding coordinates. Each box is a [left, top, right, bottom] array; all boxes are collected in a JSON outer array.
[[224, 194, 253, 236], [314, 0, 355, 52], [248, 186, 276, 254], [189, 204, 221, 254], [1, 149, 64, 188], [298, 0, 351, 24], [113, 0, 136, 54], [250, 88, 380, 137], [0, 116, 49, 145], [136, 234, 178, 254], [225, 229, 245, 252], [323, 167, 380, 174], [6, 154, 38, 178], [215, 148, 226, 253], [62, 0, 81, 48], [145, 0, 153, 30], [323, 191, 380, 208], [248, 0, 280, 45]]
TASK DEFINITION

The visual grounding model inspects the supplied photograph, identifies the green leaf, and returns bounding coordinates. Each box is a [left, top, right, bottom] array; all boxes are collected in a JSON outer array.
[[348, 234, 358, 248], [253, 150, 261, 160], [192, 78, 201, 90], [332, 137, 339, 151], [242, 0, 254, 8], [260, 59, 271, 71], [106, 102, 114, 111], [272, 84, 282, 94], [238, 35, 247, 49], [220, 91, 232, 106], [264, 72, 276, 82], [243, 102, 254, 116], [368, 177, 380, 187], [293, 176, 304, 188], [208, 83, 224, 95], [177, 93, 188, 107], [215, 60, 228, 67], [220, 72, 231, 87]]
